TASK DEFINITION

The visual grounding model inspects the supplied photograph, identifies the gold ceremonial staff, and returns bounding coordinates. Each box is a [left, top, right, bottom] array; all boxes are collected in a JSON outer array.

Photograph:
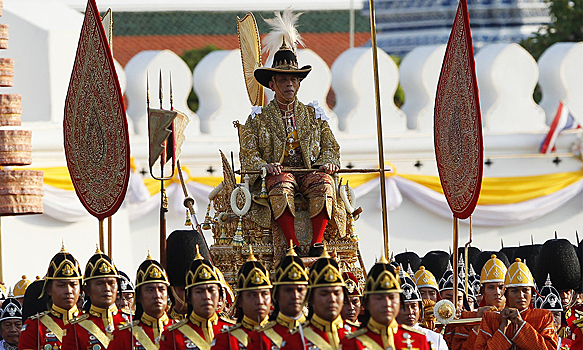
[[368, 0, 391, 258]]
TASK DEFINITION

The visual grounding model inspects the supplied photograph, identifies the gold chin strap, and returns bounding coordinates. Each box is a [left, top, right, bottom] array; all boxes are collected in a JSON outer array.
[[271, 76, 299, 104]]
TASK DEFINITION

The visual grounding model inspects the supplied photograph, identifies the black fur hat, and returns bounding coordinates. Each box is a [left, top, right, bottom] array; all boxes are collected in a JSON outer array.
[[536, 239, 581, 291], [450, 247, 481, 270], [420, 251, 450, 283], [474, 251, 510, 276], [512, 244, 543, 285], [395, 252, 421, 273], [166, 230, 210, 287], [499, 247, 518, 263], [21, 279, 48, 320]]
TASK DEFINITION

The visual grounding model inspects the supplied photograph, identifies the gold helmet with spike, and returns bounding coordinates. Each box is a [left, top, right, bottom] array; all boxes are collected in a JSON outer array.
[[135, 250, 169, 288], [504, 258, 535, 288], [236, 246, 272, 292], [480, 254, 507, 284], [84, 245, 118, 281], [185, 245, 220, 289]]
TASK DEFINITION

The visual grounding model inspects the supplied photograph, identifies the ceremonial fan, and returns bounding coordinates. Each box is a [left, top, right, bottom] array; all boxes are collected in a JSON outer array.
[[64, 0, 130, 257], [237, 13, 264, 107], [433, 0, 484, 324]]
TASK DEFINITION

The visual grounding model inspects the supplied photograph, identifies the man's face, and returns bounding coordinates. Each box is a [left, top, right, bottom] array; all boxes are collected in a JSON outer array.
[[116, 292, 134, 312], [0, 319, 22, 345], [366, 293, 401, 326], [341, 296, 361, 323], [139, 283, 168, 319], [85, 277, 118, 309], [269, 74, 299, 102], [559, 290, 573, 307], [506, 287, 531, 311], [419, 288, 437, 302], [189, 283, 220, 319], [397, 301, 420, 326], [482, 282, 505, 310], [440, 290, 464, 316], [277, 284, 307, 318], [310, 286, 344, 322], [48, 279, 81, 310], [238, 289, 271, 322]]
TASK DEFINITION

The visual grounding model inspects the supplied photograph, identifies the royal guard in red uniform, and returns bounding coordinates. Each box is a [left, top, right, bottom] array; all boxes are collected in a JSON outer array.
[[19, 245, 83, 350], [281, 247, 348, 349], [247, 243, 308, 350], [474, 258, 559, 350], [109, 252, 172, 350], [538, 238, 582, 342], [160, 245, 234, 350], [451, 254, 508, 350], [61, 247, 126, 350], [341, 271, 363, 332], [339, 257, 430, 350], [211, 247, 272, 350]]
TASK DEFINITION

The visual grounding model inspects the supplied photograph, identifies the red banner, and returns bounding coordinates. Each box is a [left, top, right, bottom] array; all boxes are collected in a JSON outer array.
[[64, 0, 130, 220], [434, 0, 483, 219]]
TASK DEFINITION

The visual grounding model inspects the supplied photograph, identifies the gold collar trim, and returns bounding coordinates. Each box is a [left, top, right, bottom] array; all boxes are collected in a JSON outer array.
[[51, 304, 79, 324], [89, 304, 118, 331], [367, 318, 398, 349], [276, 312, 306, 330], [310, 314, 343, 349], [189, 312, 218, 342], [141, 312, 169, 341], [242, 315, 268, 330]]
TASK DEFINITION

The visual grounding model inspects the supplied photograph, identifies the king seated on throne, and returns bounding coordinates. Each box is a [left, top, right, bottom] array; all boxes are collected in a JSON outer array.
[[238, 22, 344, 257]]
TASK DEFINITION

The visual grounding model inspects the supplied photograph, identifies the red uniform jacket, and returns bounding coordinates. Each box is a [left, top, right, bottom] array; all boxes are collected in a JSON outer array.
[[211, 316, 268, 350], [109, 313, 171, 350], [19, 305, 80, 350], [247, 312, 306, 350], [159, 312, 234, 350], [281, 314, 349, 350], [339, 319, 430, 350], [62, 305, 126, 350], [474, 308, 558, 350]]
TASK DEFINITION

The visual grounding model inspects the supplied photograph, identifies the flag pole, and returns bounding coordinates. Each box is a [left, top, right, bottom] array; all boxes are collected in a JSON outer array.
[[368, 0, 390, 258]]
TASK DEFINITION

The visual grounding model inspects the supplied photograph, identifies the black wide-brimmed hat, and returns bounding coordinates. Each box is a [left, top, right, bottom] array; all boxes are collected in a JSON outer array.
[[254, 46, 311, 88]]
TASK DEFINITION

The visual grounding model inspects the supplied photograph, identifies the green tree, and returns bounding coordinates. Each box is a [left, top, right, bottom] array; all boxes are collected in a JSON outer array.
[[181, 45, 219, 112], [521, 0, 583, 61]]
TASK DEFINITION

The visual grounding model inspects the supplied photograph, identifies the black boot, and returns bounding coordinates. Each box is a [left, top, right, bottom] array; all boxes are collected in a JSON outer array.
[[308, 243, 324, 257]]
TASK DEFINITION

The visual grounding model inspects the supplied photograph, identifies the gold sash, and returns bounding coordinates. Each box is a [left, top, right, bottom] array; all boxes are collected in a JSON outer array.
[[263, 328, 283, 348], [230, 328, 248, 347], [177, 325, 210, 350], [356, 334, 384, 350], [40, 315, 64, 342], [78, 320, 111, 348], [303, 327, 334, 350], [132, 326, 158, 350]]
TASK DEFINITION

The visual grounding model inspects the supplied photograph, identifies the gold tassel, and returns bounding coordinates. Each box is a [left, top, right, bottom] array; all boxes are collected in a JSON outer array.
[[202, 203, 212, 230], [185, 210, 192, 226], [232, 217, 245, 246]]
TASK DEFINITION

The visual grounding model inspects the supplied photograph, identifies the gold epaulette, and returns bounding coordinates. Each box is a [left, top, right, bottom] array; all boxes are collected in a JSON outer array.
[[220, 323, 242, 334], [345, 320, 359, 328], [117, 320, 140, 331], [166, 319, 188, 332], [290, 321, 310, 335], [401, 324, 426, 335], [220, 316, 236, 325], [345, 328, 367, 339], [254, 321, 276, 332], [573, 317, 583, 329], [69, 314, 90, 324], [29, 311, 50, 320]]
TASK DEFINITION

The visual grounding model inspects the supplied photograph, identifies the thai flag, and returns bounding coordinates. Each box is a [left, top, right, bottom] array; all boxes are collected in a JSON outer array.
[[540, 101, 580, 154]]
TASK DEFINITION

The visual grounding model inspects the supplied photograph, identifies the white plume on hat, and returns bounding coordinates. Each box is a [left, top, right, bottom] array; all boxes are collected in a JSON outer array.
[[262, 8, 305, 62]]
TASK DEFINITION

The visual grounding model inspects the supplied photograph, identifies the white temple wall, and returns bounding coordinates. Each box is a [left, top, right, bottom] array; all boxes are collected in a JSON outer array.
[[538, 42, 583, 123], [0, 1, 581, 284]]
